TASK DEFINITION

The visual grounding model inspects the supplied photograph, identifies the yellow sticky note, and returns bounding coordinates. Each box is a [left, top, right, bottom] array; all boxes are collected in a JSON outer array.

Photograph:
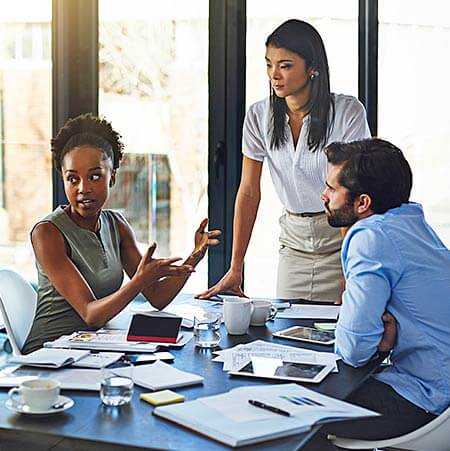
[[140, 390, 185, 406]]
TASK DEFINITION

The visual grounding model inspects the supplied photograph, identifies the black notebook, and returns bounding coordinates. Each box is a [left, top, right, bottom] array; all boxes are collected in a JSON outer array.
[[127, 312, 182, 343]]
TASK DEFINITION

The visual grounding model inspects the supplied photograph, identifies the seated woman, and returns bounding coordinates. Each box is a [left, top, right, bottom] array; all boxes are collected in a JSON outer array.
[[22, 114, 220, 354]]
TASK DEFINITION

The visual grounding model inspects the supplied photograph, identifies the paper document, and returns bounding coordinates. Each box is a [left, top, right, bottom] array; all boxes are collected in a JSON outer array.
[[213, 340, 340, 372], [71, 352, 124, 368], [9, 348, 90, 368], [277, 305, 340, 319], [113, 360, 203, 391], [0, 366, 102, 391], [163, 298, 223, 328]]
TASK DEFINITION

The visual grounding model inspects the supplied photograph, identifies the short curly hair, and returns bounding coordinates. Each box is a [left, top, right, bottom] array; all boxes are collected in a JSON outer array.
[[51, 113, 124, 172]]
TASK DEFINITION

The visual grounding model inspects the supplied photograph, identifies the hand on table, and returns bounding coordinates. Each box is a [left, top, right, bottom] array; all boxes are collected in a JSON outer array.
[[196, 268, 247, 299]]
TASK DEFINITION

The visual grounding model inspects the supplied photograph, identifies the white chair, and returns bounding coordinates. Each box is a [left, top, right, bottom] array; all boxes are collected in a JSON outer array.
[[0, 269, 37, 355], [329, 406, 450, 451]]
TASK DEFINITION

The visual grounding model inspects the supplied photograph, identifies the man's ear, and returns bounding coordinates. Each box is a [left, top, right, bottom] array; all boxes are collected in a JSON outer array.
[[109, 170, 116, 188], [355, 194, 372, 215]]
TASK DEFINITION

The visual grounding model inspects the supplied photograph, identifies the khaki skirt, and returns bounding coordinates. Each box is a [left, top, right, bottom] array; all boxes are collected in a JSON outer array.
[[276, 211, 343, 302]]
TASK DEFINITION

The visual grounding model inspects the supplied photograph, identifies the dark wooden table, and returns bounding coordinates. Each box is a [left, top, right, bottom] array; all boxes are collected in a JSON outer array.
[[0, 297, 378, 451]]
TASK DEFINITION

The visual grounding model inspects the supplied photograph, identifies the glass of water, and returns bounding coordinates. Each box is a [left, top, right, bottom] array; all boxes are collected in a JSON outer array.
[[100, 361, 134, 406], [194, 312, 222, 348]]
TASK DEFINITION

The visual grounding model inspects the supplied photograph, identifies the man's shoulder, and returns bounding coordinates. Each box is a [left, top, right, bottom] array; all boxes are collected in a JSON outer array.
[[343, 216, 395, 259]]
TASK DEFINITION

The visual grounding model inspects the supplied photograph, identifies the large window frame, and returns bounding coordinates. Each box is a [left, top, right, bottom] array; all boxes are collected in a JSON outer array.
[[51, 0, 379, 288]]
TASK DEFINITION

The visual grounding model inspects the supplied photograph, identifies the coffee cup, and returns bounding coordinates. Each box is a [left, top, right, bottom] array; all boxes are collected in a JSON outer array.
[[250, 300, 277, 326], [223, 296, 254, 335], [8, 378, 60, 411]]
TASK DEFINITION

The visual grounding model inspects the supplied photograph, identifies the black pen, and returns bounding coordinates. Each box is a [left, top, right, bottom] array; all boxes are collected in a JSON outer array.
[[248, 399, 291, 417]]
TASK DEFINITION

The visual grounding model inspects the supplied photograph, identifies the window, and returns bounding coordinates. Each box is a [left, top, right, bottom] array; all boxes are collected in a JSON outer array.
[[99, 0, 209, 291], [0, 1, 52, 281], [378, 0, 450, 245], [245, 1, 358, 296]]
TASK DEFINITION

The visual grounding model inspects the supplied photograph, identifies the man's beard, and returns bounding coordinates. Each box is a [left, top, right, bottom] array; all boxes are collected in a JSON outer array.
[[325, 198, 359, 228]]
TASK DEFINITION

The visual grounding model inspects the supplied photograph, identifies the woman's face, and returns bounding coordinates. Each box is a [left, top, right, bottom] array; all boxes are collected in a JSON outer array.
[[265, 45, 312, 99], [61, 146, 115, 220]]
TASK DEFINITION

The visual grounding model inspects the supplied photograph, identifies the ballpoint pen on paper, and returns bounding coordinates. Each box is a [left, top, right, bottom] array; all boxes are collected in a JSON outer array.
[[248, 399, 291, 417]]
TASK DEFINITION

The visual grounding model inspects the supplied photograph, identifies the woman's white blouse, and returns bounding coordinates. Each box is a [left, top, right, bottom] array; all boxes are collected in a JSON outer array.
[[242, 94, 371, 213]]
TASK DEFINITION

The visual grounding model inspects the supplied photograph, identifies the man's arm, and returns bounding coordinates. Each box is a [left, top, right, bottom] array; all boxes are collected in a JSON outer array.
[[335, 226, 402, 367]]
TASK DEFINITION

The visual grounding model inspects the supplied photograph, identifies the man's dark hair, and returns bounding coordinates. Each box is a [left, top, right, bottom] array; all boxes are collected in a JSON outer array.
[[325, 138, 413, 214]]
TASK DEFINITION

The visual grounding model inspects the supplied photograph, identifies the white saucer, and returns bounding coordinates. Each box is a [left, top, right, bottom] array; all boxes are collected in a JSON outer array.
[[5, 395, 74, 415]]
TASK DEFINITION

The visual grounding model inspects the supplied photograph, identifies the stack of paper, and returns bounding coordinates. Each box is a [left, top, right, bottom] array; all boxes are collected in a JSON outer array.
[[154, 383, 379, 447], [213, 340, 340, 372], [276, 305, 340, 319], [113, 360, 203, 390], [44, 329, 193, 352]]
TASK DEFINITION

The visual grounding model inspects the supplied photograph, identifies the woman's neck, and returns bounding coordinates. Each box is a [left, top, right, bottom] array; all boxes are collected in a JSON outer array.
[[285, 86, 311, 116], [65, 205, 101, 233]]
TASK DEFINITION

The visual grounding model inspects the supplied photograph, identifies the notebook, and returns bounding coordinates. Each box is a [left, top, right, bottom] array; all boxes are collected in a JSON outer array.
[[113, 360, 203, 391], [127, 312, 182, 343], [154, 383, 379, 447], [9, 348, 90, 369]]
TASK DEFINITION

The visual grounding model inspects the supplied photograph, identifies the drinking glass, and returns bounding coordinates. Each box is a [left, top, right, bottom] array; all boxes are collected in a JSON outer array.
[[193, 312, 222, 348], [100, 360, 134, 406]]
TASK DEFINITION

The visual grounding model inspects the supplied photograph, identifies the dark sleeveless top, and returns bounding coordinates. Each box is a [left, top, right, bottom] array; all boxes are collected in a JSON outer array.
[[22, 206, 124, 354]]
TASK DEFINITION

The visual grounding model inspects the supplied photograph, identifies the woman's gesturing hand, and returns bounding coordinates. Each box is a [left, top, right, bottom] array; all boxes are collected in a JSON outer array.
[[134, 243, 195, 287], [190, 218, 221, 263], [196, 268, 246, 300]]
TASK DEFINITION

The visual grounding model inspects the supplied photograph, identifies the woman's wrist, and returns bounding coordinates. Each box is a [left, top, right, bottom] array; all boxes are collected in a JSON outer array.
[[131, 272, 150, 291], [186, 250, 203, 267], [230, 261, 244, 274]]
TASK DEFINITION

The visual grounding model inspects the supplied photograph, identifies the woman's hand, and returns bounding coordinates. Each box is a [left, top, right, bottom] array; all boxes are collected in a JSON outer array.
[[189, 218, 221, 264], [134, 243, 195, 288], [196, 267, 246, 299]]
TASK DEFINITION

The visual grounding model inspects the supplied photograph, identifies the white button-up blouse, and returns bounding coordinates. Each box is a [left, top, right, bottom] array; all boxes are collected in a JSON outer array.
[[242, 94, 371, 213]]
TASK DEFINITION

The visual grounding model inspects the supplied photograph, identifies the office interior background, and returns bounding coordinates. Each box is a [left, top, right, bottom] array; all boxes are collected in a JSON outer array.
[[0, 0, 448, 297]]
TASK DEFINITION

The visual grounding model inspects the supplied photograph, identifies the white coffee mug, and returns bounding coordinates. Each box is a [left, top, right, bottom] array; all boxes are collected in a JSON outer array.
[[223, 296, 254, 335], [250, 300, 277, 326], [8, 378, 60, 411]]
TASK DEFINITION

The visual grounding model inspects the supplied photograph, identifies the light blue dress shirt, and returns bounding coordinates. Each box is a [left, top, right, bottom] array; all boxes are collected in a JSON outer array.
[[335, 202, 450, 415]]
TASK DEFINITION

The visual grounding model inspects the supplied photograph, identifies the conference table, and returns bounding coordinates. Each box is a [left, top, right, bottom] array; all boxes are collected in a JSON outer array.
[[0, 295, 380, 450]]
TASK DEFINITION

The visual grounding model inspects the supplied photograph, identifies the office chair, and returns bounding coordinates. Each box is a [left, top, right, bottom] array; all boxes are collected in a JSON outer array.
[[0, 269, 37, 355], [329, 405, 450, 451]]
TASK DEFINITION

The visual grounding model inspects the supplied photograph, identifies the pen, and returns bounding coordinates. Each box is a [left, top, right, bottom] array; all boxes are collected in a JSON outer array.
[[248, 399, 291, 417]]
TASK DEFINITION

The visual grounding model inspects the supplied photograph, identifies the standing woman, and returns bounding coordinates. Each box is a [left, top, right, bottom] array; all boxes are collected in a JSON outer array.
[[199, 19, 370, 302]]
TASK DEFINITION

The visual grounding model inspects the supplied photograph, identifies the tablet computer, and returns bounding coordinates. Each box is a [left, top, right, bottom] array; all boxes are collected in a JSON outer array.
[[273, 326, 335, 345], [229, 356, 333, 384]]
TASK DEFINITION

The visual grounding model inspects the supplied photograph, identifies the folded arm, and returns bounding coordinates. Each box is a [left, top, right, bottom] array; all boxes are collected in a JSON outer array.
[[335, 227, 402, 367]]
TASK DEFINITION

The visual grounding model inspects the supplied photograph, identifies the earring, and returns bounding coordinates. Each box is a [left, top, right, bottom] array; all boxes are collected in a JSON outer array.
[[310, 70, 319, 80]]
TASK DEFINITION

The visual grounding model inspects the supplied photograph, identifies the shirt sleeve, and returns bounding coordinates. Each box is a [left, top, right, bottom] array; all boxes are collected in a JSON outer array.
[[242, 104, 267, 161], [334, 225, 403, 367], [341, 98, 372, 142]]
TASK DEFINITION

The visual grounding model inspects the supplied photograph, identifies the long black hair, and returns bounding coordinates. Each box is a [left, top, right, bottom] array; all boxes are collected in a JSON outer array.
[[266, 19, 334, 152]]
